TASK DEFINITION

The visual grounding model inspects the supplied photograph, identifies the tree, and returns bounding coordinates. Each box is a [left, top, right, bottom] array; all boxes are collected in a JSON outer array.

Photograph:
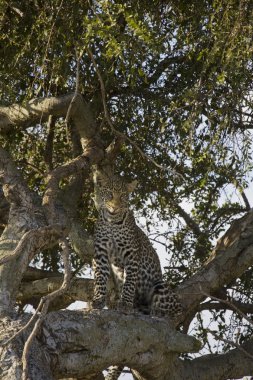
[[1, 0, 253, 379]]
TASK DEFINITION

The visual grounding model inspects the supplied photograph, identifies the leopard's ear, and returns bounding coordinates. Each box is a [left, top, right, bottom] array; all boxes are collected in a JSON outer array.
[[126, 180, 138, 193], [93, 170, 106, 186]]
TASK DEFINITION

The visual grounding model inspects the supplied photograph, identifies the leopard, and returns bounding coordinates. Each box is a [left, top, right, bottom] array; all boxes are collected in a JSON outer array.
[[92, 169, 182, 316], [92, 169, 183, 380]]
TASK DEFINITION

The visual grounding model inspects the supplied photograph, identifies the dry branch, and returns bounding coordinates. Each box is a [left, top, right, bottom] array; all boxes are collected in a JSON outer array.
[[178, 209, 253, 315], [0, 226, 64, 266], [207, 329, 253, 361], [200, 290, 253, 326]]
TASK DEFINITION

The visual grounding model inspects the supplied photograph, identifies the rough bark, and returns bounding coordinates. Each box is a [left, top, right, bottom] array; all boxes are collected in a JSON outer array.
[[1, 310, 253, 380], [18, 277, 93, 309], [0, 148, 63, 315], [0, 310, 200, 380]]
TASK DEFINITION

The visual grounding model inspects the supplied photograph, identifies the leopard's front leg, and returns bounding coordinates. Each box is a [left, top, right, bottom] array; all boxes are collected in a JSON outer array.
[[118, 250, 138, 312], [92, 243, 111, 309]]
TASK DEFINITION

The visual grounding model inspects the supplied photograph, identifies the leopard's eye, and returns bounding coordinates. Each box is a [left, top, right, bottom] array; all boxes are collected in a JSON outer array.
[[105, 193, 113, 201]]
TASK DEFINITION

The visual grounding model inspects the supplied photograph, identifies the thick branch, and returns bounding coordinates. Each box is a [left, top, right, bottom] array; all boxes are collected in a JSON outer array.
[[0, 93, 103, 151], [0, 226, 64, 266], [187, 338, 253, 380], [0, 314, 54, 380], [69, 220, 94, 264], [42, 310, 200, 380], [0, 149, 49, 314], [178, 209, 253, 315], [0, 94, 74, 132], [23, 267, 63, 281], [0, 147, 35, 207], [2, 310, 253, 380], [18, 277, 93, 306]]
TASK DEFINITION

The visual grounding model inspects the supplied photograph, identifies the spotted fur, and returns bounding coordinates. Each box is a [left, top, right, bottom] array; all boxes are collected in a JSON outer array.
[[92, 170, 183, 318]]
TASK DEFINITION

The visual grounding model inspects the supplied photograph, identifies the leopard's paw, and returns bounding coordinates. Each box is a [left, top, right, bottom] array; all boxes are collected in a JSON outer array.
[[117, 300, 133, 313], [92, 298, 106, 310]]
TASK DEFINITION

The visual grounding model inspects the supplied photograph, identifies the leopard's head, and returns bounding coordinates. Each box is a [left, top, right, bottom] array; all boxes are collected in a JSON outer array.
[[93, 171, 137, 214]]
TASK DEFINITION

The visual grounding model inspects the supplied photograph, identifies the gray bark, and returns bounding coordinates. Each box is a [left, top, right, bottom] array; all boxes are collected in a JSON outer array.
[[18, 277, 93, 310], [1, 310, 253, 380]]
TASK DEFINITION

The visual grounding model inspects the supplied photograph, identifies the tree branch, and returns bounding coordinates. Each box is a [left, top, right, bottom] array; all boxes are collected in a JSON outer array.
[[68, 220, 94, 265], [207, 329, 253, 361], [188, 338, 253, 380], [241, 190, 251, 211], [174, 202, 203, 236], [0, 149, 49, 314], [42, 309, 200, 380], [23, 267, 64, 281], [178, 209, 253, 316], [200, 290, 253, 326], [0, 226, 64, 266], [18, 277, 93, 307], [43, 115, 56, 171], [0, 94, 74, 132], [2, 308, 253, 380], [0, 147, 35, 207], [87, 47, 184, 178], [198, 300, 253, 315]]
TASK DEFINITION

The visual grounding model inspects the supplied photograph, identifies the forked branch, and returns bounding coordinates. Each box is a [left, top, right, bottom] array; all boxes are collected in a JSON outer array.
[[0, 226, 64, 266], [87, 47, 184, 179], [200, 289, 253, 326]]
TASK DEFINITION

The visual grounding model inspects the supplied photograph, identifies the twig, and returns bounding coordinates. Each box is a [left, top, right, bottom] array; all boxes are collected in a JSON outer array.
[[200, 289, 253, 326], [241, 190, 251, 211], [21, 238, 71, 380], [174, 202, 203, 237], [207, 329, 253, 361], [44, 115, 56, 170], [105, 136, 125, 161], [9, 5, 24, 17], [17, 159, 45, 176], [0, 226, 63, 266], [87, 47, 184, 179], [65, 49, 82, 124]]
